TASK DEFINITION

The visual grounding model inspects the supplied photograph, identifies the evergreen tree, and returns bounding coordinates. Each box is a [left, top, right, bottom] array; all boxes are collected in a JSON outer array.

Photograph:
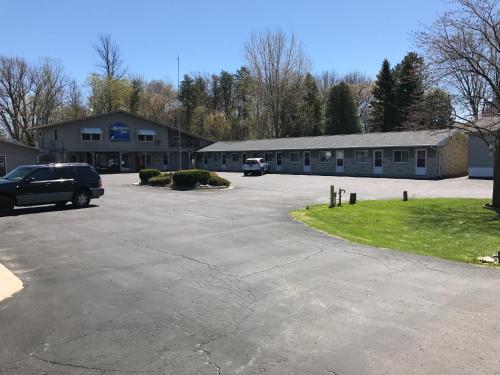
[[298, 73, 323, 136], [178, 75, 196, 132], [325, 82, 361, 135], [219, 70, 234, 115], [369, 59, 397, 132], [234, 67, 253, 139], [128, 77, 143, 113], [394, 52, 425, 126]]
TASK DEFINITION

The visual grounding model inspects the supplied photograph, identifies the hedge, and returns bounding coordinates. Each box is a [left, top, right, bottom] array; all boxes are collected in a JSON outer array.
[[139, 169, 161, 184], [148, 175, 172, 186], [172, 169, 211, 187], [208, 173, 231, 187]]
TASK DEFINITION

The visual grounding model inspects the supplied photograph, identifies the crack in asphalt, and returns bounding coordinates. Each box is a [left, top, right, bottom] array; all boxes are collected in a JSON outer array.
[[29, 353, 145, 373], [240, 248, 325, 279]]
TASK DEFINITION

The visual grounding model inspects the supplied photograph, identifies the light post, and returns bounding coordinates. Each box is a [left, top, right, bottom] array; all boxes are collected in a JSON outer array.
[[177, 57, 182, 171]]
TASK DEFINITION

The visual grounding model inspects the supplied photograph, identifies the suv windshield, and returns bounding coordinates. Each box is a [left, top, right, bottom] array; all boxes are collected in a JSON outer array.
[[3, 166, 37, 181]]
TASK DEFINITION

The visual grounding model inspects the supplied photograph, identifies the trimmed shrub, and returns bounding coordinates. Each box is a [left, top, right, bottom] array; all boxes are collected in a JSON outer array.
[[172, 169, 211, 188], [148, 175, 172, 186], [139, 169, 160, 184], [208, 172, 231, 187]]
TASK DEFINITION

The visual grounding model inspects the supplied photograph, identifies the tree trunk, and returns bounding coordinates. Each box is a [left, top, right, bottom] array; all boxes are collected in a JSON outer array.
[[492, 136, 500, 208]]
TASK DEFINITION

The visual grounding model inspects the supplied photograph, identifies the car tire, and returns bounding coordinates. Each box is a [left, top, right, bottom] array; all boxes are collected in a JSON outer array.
[[72, 190, 90, 208], [260, 168, 264, 176], [0, 196, 14, 217]]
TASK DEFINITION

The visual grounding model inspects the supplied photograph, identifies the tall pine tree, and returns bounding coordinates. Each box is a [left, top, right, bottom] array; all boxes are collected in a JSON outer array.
[[299, 73, 323, 136], [325, 82, 361, 135], [394, 52, 425, 127], [369, 59, 397, 132]]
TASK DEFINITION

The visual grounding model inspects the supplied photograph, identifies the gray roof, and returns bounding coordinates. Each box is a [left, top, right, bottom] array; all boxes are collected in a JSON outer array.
[[197, 130, 460, 153], [0, 139, 46, 153]]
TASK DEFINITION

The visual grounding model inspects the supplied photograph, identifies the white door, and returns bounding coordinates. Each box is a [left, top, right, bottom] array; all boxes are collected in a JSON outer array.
[[335, 150, 344, 173], [221, 153, 227, 170], [276, 152, 282, 171], [303, 151, 311, 172], [373, 150, 383, 174], [415, 149, 427, 176], [0, 155, 6, 176]]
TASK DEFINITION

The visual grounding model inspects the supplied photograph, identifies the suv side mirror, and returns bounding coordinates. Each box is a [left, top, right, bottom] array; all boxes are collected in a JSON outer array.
[[25, 176, 35, 183]]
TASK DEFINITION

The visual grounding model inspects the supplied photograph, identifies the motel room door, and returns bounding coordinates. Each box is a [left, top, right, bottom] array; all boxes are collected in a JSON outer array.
[[275, 152, 282, 171], [415, 149, 427, 176], [0, 155, 6, 176], [335, 150, 344, 173], [303, 151, 311, 172], [373, 150, 383, 174]]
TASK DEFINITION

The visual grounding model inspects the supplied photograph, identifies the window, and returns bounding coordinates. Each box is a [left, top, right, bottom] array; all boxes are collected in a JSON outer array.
[[222, 153, 226, 165], [290, 152, 299, 163], [319, 151, 333, 163], [252, 152, 258, 158], [354, 150, 369, 163], [242, 153, 247, 162], [203, 154, 208, 165], [137, 134, 154, 142], [163, 154, 169, 165], [265, 153, 273, 162], [54, 167, 72, 180], [29, 168, 51, 181], [393, 150, 409, 163], [232, 153, 239, 162], [81, 128, 102, 142], [213, 153, 219, 161], [54, 129, 58, 141]]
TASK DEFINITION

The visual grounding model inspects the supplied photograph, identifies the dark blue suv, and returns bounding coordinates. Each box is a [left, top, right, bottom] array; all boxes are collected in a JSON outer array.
[[0, 163, 104, 216]]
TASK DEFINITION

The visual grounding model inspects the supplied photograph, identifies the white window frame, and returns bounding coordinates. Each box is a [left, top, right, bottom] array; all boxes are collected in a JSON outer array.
[[137, 134, 155, 143], [354, 150, 369, 164], [81, 133, 101, 142], [319, 151, 333, 163], [290, 152, 299, 163], [393, 149, 409, 163]]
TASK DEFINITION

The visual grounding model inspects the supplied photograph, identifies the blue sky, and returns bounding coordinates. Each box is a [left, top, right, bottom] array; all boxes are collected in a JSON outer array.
[[1, 0, 448, 86]]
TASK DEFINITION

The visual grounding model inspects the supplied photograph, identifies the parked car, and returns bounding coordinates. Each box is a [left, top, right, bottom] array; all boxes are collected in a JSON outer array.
[[0, 163, 104, 216], [243, 158, 271, 176]]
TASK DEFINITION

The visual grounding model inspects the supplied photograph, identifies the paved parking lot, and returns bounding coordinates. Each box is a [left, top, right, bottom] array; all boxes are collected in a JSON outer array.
[[0, 173, 498, 374]]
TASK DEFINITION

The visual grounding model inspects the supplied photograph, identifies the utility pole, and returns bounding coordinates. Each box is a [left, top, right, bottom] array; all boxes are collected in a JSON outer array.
[[177, 56, 182, 171]]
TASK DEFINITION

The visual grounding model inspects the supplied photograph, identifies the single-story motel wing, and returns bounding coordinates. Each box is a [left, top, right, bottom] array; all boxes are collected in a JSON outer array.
[[195, 130, 469, 179], [0, 139, 45, 175]]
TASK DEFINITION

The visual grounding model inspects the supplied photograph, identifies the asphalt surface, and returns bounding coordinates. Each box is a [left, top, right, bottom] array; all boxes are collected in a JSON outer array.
[[0, 173, 498, 375]]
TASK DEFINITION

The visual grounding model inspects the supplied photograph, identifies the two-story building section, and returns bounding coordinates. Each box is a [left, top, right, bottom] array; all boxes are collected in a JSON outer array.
[[35, 111, 212, 172]]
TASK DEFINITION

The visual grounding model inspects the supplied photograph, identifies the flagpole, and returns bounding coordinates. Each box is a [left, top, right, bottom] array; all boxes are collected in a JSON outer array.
[[177, 57, 181, 171]]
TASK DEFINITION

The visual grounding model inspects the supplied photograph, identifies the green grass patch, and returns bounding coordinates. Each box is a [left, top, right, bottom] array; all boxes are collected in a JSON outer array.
[[291, 198, 500, 265]]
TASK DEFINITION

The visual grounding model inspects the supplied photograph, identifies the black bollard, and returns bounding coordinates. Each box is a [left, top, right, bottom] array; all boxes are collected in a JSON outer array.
[[403, 191, 408, 201], [349, 193, 357, 205]]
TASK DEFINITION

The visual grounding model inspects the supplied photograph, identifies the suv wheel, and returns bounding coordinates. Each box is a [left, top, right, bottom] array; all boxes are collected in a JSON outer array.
[[0, 196, 14, 217], [72, 190, 90, 208]]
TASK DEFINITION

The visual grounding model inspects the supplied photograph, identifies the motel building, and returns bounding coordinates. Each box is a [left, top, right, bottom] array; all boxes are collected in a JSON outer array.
[[34, 111, 211, 172], [196, 129, 469, 179]]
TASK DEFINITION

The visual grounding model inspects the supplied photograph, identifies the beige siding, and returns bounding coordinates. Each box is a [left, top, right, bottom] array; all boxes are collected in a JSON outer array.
[[441, 133, 468, 177]]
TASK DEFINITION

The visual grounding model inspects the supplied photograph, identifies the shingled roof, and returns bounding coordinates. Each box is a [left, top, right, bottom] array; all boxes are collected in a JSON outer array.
[[197, 129, 460, 153]]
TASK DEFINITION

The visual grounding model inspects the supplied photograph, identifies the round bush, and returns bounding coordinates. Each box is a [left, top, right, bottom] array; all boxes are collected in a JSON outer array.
[[208, 173, 230, 187], [139, 169, 160, 184], [172, 169, 211, 188], [148, 175, 171, 186]]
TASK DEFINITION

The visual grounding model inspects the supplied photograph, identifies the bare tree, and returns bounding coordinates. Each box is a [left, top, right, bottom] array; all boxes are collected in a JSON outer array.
[[93, 33, 125, 80], [417, 0, 500, 208], [91, 34, 126, 113], [342, 72, 374, 132], [0, 56, 68, 145], [244, 30, 310, 137]]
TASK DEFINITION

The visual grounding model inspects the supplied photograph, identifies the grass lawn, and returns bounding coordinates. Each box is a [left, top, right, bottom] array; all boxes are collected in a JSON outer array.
[[291, 198, 500, 265]]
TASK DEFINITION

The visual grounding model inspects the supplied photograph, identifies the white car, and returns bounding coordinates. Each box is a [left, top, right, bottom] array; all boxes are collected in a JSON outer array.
[[243, 158, 271, 176]]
